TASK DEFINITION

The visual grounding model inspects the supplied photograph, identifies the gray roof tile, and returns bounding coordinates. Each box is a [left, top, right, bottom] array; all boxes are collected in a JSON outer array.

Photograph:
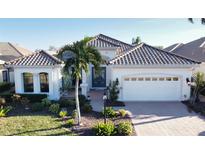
[[5, 50, 62, 66], [109, 43, 199, 65], [88, 34, 133, 52]]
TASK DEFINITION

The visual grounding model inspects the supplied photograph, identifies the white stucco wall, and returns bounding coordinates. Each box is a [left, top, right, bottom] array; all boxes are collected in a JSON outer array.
[[13, 66, 62, 100], [110, 66, 194, 101]]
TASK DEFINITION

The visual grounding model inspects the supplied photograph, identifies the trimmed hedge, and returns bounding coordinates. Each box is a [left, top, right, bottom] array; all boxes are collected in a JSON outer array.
[[0, 93, 47, 103], [0, 83, 13, 93]]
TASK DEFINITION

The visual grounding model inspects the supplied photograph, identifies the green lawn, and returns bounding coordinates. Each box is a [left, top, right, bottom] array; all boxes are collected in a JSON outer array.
[[0, 114, 75, 136]]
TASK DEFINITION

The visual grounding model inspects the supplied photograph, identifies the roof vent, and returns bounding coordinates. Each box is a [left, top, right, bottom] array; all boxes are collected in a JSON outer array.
[[200, 41, 205, 48]]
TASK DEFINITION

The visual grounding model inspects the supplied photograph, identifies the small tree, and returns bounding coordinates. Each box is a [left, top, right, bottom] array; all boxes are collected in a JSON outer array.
[[132, 36, 141, 45], [108, 78, 120, 102], [191, 72, 205, 103]]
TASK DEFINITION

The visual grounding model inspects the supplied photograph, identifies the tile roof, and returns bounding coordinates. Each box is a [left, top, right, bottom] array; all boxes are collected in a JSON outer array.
[[109, 43, 199, 65], [164, 43, 184, 52], [88, 34, 133, 51], [5, 50, 62, 66], [164, 37, 205, 62]]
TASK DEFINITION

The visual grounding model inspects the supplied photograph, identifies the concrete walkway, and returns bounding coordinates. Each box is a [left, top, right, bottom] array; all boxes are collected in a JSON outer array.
[[125, 101, 205, 136]]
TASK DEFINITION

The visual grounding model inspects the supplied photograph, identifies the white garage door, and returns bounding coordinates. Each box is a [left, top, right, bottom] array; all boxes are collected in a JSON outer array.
[[123, 76, 181, 101]]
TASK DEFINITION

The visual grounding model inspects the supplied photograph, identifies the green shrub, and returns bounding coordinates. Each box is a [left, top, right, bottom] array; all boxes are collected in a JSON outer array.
[[81, 103, 92, 113], [0, 98, 6, 106], [118, 109, 127, 118], [78, 95, 90, 107], [41, 98, 51, 107], [117, 122, 133, 136], [59, 99, 75, 107], [108, 79, 119, 102], [31, 103, 44, 112], [19, 94, 47, 102], [102, 107, 117, 118], [20, 97, 30, 105], [93, 122, 116, 136], [0, 83, 13, 93], [66, 119, 74, 127], [0, 106, 12, 117], [71, 109, 77, 119], [11, 94, 22, 103], [0, 94, 47, 103], [49, 103, 60, 114], [59, 110, 68, 118]]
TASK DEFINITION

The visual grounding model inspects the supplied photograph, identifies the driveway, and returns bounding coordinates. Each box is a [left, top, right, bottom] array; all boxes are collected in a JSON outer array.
[[125, 101, 205, 136]]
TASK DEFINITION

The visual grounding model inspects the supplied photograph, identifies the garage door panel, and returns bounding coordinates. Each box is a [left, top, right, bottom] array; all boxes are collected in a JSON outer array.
[[123, 77, 181, 101]]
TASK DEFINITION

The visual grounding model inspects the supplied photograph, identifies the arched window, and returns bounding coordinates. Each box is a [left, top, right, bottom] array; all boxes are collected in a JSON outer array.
[[39, 72, 49, 92], [23, 73, 34, 92]]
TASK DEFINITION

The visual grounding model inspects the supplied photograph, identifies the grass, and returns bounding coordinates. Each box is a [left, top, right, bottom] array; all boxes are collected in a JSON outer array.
[[0, 114, 75, 136]]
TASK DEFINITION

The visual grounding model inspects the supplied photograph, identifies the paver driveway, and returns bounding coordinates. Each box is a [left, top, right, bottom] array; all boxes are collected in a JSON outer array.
[[125, 101, 205, 136]]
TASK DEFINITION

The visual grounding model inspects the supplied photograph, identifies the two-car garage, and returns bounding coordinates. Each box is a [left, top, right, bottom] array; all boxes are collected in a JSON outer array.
[[122, 75, 182, 101]]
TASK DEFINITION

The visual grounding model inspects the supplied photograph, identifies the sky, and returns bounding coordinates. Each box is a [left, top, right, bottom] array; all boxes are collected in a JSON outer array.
[[0, 18, 204, 51]]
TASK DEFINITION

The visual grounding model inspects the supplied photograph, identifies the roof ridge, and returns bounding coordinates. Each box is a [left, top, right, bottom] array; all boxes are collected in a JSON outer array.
[[40, 50, 63, 63], [97, 33, 133, 47], [143, 43, 200, 63]]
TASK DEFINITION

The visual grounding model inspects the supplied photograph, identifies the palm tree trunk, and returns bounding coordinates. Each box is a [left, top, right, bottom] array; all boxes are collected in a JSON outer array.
[[75, 77, 81, 125]]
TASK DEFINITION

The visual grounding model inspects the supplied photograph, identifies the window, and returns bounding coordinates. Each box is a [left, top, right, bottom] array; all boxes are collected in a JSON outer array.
[[23, 73, 34, 92], [138, 77, 144, 81], [124, 78, 129, 81], [159, 77, 164, 81], [166, 77, 172, 81], [145, 77, 151, 81], [131, 77, 137, 81], [173, 77, 179, 81], [40, 72, 49, 92], [2, 71, 8, 82], [152, 77, 158, 81]]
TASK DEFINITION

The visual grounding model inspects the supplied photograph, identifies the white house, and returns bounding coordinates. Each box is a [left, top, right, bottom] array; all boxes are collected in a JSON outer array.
[[5, 50, 63, 100], [4, 34, 200, 101], [80, 34, 200, 101]]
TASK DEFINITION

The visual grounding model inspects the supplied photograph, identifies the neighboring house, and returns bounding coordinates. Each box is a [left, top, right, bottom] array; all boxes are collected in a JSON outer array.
[[5, 50, 63, 100], [5, 34, 200, 101], [80, 34, 199, 101], [0, 42, 33, 83], [164, 37, 205, 73]]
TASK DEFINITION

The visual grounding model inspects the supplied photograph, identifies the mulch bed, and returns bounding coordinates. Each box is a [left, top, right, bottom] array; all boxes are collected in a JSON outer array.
[[71, 111, 136, 136], [182, 101, 205, 115]]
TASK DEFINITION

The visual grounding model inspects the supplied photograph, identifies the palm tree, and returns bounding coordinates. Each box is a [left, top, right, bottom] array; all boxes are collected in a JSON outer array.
[[188, 18, 205, 24], [58, 38, 102, 125], [132, 36, 141, 45]]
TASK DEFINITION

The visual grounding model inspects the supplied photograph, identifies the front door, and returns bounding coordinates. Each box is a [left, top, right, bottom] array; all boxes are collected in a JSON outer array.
[[92, 67, 106, 87]]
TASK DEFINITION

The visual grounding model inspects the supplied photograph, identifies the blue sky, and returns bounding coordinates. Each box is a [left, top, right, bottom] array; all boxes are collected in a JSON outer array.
[[0, 18, 204, 50]]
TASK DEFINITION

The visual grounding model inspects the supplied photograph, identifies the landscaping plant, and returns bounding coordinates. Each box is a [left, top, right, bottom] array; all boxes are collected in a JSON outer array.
[[0, 98, 6, 106], [41, 98, 51, 107], [57, 37, 102, 125], [117, 122, 133, 136], [102, 107, 117, 118], [31, 103, 44, 112], [118, 109, 127, 118], [81, 103, 92, 113], [0, 106, 12, 117], [66, 119, 75, 127], [93, 122, 116, 136], [108, 78, 120, 102], [59, 110, 68, 118], [49, 104, 60, 114]]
